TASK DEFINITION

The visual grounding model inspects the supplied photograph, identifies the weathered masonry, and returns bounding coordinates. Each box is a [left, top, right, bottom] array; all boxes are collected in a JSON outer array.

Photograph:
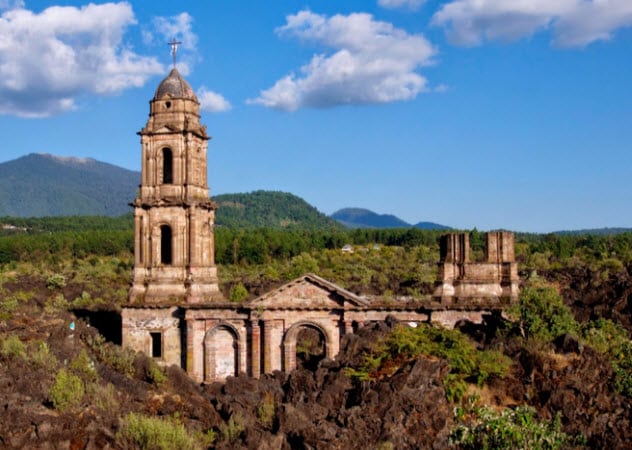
[[122, 69, 520, 383]]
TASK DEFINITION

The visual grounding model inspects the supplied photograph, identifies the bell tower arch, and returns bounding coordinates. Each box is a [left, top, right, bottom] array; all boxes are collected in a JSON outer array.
[[128, 68, 221, 304]]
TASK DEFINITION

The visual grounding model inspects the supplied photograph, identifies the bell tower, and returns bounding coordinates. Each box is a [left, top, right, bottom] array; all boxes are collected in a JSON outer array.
[[128, 67, 221, 304]]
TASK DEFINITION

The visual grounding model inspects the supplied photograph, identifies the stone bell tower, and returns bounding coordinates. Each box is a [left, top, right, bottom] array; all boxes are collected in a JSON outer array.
[[128, 67, 221, 304]]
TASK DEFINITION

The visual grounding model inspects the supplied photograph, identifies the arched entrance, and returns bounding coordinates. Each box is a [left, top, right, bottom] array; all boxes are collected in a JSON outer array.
[[295, 326, 326, 371], [283, 322, 330, 372], [204, 325, 239, 381]]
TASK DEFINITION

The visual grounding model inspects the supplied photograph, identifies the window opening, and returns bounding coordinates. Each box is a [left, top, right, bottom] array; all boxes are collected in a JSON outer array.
[[150, 332, 162, 358], [162, 148, 173, 184], [160, 225, 172, 265]]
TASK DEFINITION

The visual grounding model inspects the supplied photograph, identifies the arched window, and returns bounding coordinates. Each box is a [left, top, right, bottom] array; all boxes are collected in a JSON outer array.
[[160, 225, 172, 265], [162, 148, 173, 184]]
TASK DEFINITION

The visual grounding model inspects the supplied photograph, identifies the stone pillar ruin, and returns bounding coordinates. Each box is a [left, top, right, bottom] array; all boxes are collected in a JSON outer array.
[[434, 231, 519, 305]]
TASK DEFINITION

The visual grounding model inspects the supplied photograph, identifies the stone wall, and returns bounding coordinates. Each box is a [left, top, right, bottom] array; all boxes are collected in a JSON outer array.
[[434, 231, 519, 305]]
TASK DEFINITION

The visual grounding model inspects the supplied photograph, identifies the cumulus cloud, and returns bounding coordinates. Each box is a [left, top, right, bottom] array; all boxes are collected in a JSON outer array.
[[432, 0, 632, 47], [197, 87, 231, 112], [378, 0, 425, 11], [0, 2, 164, 117], [248, 10, 436, 111], [143, 12, 198, 74]]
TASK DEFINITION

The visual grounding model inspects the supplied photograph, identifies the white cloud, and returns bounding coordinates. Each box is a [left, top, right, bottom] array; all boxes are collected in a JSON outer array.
[[0, 2, 163, 117], [249, 11, 436, 111], [144, 12, 198, 75], [197, 87, 231, 112], [432, 0, 632, 47], [378, 0, 425, 11]]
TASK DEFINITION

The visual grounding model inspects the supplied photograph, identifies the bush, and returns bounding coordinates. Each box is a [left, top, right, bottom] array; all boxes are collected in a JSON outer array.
[[229, 283, 249, 302], [44, 293, 69, 313], [46, 273, 66, 290], [118, 413, 201, 450], [220, 413, 245, 443], [346, 324, 512, 402], [0, 296, 18, 320], [512, 283, 579, 343], [94, 383, 119, 414], [584, 319, 632, 398], [49, 368, 84, 412], [69, 349, 97, 383], [32, 340, 57, 369], [85, 334, 135, 377], [0, 334, 26, 359], [146, 360, 167, 387], [257, 392, 276, 426], [450, 405, 583, 449]]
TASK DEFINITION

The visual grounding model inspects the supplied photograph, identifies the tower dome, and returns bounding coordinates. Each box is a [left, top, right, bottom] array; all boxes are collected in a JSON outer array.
[[154, 68, 197, 101]]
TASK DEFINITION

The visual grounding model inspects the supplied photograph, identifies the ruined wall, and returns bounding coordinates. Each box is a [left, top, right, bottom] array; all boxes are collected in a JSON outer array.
[[434, 231, 519, 305], [121, 307, 182, 367]]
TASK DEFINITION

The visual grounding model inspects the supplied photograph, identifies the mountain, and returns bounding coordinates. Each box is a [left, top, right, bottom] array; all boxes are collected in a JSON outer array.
[[331, 208, 411, 228], [214, 191, 339, 229], [331, 207, 451, 230], [0, 153, 138, 217], [413, 221, 452, 231]]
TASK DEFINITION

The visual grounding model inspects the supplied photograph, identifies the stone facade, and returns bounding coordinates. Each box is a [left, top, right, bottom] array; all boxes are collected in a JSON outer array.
[[122, 69, 520, 383]]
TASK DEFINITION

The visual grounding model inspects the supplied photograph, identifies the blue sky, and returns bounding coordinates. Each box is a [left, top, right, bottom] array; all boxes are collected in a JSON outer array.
[[0, 0, 631, 232]]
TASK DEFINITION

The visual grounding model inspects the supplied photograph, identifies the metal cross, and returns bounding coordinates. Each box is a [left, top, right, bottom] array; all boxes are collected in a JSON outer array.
[[168, 38, 182, 69]]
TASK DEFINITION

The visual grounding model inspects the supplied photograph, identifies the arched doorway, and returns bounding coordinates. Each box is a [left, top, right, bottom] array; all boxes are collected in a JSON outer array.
[[283, 322, 330, 372], [204, 325, 239, 381], [295, 326, 326, 371]]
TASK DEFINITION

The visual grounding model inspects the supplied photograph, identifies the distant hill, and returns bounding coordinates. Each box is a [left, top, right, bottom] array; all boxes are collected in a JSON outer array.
[[214, 191, 339, 229], [331, 208, 410, 228], [552, 227, 632, 236], [0, 153, 138, 217], [413, 221, 452, 230], [331, 207, 451, 230]]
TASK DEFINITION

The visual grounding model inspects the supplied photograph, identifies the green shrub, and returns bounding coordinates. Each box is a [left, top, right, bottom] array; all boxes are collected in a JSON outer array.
[[0, 296, 18, 320], [146, 360, 167, 387], [585, 319, 632, 398], [118, 413, 200, 450], [346, 324, 512, 402], [257, 392, 276, 426], [46, 273, 66, 290], [220, 413, 245, 443], [85, 334, 135, 377], [32, 340, 57, 369], [69, 349, 97, 383], [49, 368, 84, 412], [229, 283, 249, 302], [450, 405, 583, 449], [94, 383, 119, 414], [512, 284, 579, 343], [0, 334, 26, 359], [44, 293, 69, 313]]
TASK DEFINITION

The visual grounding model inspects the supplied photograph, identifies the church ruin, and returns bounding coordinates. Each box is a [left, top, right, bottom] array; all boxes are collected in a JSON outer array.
[[121, 68, 520, 383]]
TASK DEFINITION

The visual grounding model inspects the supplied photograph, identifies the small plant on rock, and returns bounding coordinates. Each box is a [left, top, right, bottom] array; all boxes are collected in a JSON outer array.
[[0, 334, 26, 359], [257, 392, 276, 426], [49, 368, 84, 412], [117, 413, 201, 450]]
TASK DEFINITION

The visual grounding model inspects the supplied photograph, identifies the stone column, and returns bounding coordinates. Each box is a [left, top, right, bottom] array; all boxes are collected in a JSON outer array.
[[262, 320, 283, 373], [343, 320, 353, 335], [250, 321, 261, 378], [263, 320, 273, 374], [185, 319, 196, 380]]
